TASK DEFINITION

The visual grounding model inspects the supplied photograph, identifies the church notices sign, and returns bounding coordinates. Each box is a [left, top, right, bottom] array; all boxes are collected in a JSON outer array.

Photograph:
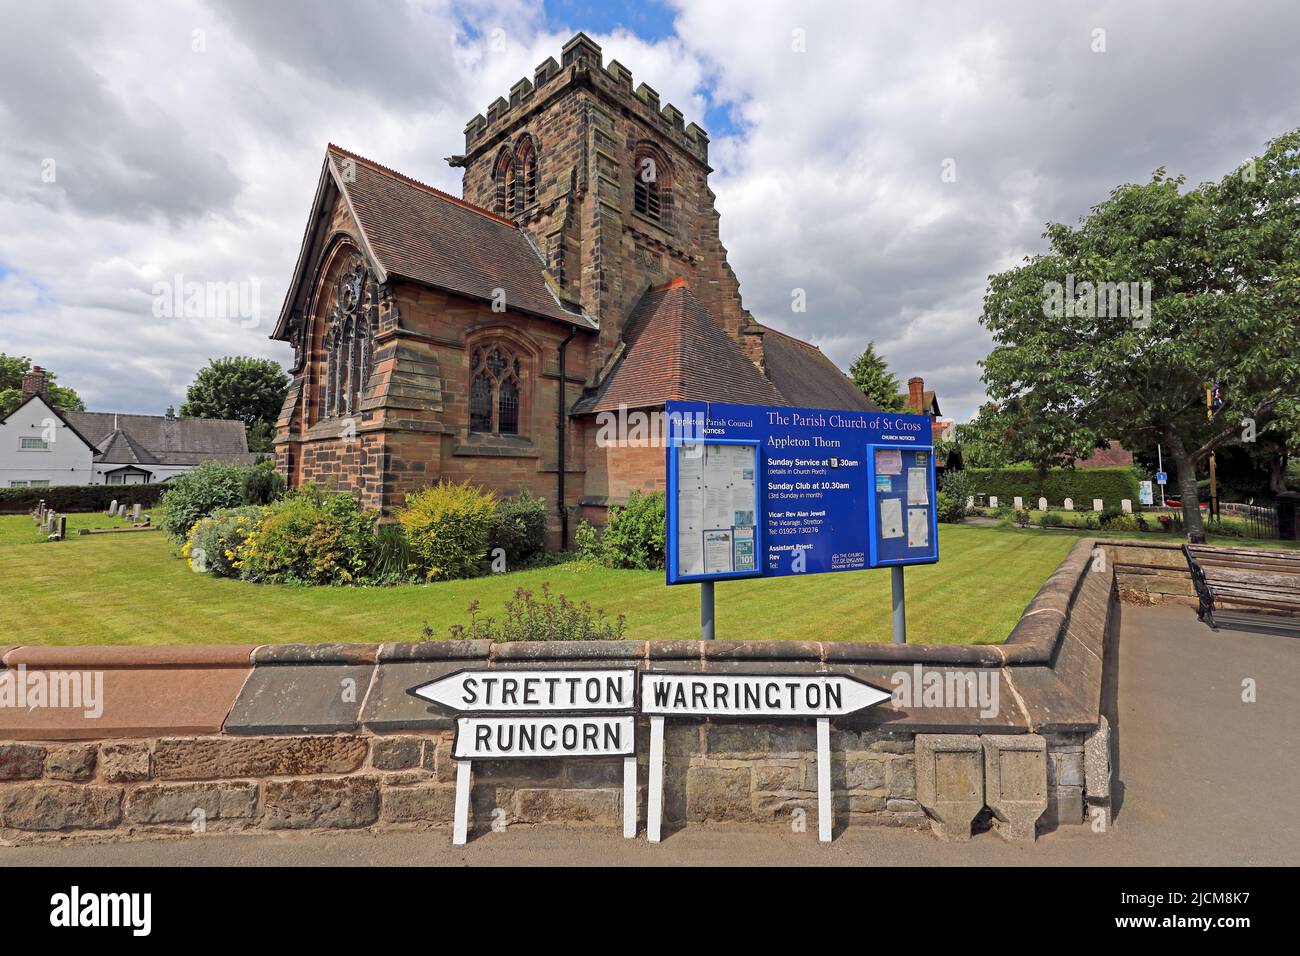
[[665, 401, 938, 584]]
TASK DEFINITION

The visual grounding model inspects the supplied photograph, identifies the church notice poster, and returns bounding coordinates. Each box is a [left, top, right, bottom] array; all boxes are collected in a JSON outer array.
[[665, 401, 938, 584]]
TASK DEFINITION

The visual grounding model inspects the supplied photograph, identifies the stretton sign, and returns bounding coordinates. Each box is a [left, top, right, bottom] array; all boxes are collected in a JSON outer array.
[[410, 667, 894, 845], [412, 668, 638, 844], [640, 672, 892, 844], [664, 400, 939, 642]]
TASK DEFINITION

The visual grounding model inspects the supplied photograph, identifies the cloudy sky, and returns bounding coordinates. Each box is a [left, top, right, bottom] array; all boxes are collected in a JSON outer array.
[[2, 0, 1298, 421]]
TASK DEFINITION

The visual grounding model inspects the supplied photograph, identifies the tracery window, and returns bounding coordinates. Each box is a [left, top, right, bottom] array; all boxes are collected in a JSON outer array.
[[468, 343, 524, 435], [322, 258, 376, 420], [493, 137, 539, 215]]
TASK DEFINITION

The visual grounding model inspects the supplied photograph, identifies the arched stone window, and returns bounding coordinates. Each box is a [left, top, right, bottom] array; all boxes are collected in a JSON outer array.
[[493, 137, 539, 216], [633, 143, 672, 225], [322, 257, 376, 420], [467, 342, 525, 435]]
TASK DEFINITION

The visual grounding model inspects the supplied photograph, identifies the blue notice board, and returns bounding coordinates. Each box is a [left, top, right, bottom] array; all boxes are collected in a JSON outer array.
[[665, 401, 938, 584]]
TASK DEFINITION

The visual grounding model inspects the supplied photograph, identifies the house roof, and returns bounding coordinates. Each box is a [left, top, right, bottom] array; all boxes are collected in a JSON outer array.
[[64, 412, 254, 467], [572, 279, 786, 414], [0, 393, 99, 453], [899, 388, 940, 416], [760, 325, 879, 413], [273, 146, 593, 341]]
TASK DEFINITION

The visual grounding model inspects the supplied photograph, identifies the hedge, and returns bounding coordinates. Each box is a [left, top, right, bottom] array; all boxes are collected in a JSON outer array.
[[0, 483, 167, 515], [962, 466, 1142, 508]]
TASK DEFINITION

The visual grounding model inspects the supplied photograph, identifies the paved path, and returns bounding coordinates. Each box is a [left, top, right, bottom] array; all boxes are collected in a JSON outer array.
[[4, 604, 1296, 866]]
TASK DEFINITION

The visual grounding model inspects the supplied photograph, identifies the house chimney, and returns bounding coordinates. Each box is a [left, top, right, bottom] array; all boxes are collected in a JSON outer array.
[[20, 366, 48, 402], [907, 376, 925, 414]]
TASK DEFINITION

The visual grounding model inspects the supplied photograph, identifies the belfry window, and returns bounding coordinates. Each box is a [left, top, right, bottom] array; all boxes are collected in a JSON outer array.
[[468, 344, 524, 435], [633, 145, 671, 225], [494, 138, 539, 215]]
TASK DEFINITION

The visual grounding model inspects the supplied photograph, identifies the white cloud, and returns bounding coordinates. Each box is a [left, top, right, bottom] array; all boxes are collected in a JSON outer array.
[[0, 0, 1297, 421]]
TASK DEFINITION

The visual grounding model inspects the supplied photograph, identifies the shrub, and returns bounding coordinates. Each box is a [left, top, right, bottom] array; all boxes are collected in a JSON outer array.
[[366, 523, 416, 584], [158, 461, 251, 541], [1039, 511, 1064, 528], [0, 483, 165, 516], [488, 491, 549, 568], [446, 583, 627, 642], [242, 459, 285, 506], [939, 469, 976, 508], [241, 486, 377, 585], [397, 480, 499, 581], [936, 491, 965, 524], [573, 520, 602, 562], [961, 466, 1141, 511], [182, 505, 265, 578], [598, 490, 666, 570], [1014, 508, 1032, 528]]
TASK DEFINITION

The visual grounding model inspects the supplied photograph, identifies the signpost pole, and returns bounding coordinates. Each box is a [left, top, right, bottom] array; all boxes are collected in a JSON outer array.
[[452, 761, 471, 846], [622, 756, 637, 838], [701, 581, 715, 641], [891, 565, 907, 644], [647, 716, 665, 843], [816, 717, 832, 843], [1158, 445, 1166, 508]]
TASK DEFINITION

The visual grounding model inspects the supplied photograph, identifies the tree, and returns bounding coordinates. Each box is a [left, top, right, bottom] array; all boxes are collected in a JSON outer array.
[[0, 354, 85, 416], [979, 129, 1300, 541], [849, 343, 907, 412], [180, 357, 289, 453]]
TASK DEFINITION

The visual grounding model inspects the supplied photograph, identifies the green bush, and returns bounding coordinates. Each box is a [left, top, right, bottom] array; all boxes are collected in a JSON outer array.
[[574, 520, 602, 562], [936, 491, 965, 524], [1014, 508, 1032, 528], [397, 480, 499, 581], [1039, 512, 1064, 528], [488, 491, 549, 568], [939, 469, 976, 507], [158, 461, 251, 542], [0, 483, 166, 516], [598, 490, 666, 570], [445, 583, 627, 642], [366, 523, 416, 584], [961, 466, 1141, 511], [241, 486, 377, 585], [242, 459, 285, 505], [183, 505, 265, 578]]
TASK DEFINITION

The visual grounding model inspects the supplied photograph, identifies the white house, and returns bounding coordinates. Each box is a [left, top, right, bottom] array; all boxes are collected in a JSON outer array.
[[0, 366, 256, 488]]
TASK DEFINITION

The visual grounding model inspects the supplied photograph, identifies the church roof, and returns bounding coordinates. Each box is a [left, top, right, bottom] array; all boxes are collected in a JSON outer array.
[[573, 279, 786, 414], [760, 325, 879, 413], [572, 280, 879, 415], [273, 146, 593, 340], [65, 412, 254, 467]]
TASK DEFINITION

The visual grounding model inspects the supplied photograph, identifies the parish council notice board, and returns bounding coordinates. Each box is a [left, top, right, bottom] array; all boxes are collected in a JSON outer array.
[[675, 443, 758, 577]]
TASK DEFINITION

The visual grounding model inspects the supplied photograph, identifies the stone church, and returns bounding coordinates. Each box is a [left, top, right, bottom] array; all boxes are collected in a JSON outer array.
[[271, 33, 876, 545]]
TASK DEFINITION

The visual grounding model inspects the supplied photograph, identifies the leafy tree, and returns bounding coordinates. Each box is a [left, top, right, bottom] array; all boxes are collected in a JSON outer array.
[[848, 342, 907, 412], [979, 129, 1300, 540], [0, 354, 85, 416], [180, 357, 288, 452]]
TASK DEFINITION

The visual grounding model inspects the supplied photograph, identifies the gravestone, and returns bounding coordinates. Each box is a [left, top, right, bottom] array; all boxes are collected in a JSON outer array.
[[132, 503, 142, 521], [109, 499, 118, 516], [1064, 498, 1074, 510], [989, 496, 999, 509], [58, 515, 67, 539], [966, 496, 974, 509], [1092, 499, 1103, 512], [118, 504, 128, 519], [1038, 497, 1047, 511], [1013, 496, 1023, 510], [1121, 499, 1132, 513]]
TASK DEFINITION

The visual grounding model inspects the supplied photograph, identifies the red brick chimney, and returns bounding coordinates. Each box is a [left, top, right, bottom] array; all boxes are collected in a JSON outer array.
[[907, 376, 925, 414], [21, 366, 48, 402]]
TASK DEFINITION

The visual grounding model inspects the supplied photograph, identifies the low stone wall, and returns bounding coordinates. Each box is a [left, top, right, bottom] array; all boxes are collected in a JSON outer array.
[[0, 538, 1117, 845]]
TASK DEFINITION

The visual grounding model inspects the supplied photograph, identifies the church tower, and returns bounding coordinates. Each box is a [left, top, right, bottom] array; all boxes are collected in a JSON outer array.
[[450, 33, 766, 374]]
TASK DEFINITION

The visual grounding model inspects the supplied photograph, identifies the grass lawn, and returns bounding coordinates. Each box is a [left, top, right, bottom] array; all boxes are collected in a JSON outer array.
[[0, 517, 1081, 647], [0, 511, 142, 547]]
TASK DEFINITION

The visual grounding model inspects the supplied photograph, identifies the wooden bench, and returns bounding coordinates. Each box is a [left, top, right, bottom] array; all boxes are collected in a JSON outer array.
[[1184, 544, 1300, 636]]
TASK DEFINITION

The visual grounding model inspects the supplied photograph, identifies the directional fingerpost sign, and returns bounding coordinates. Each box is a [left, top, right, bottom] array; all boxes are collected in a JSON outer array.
[[410, 668, 638, 845], [640, 672, 892, 844]]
